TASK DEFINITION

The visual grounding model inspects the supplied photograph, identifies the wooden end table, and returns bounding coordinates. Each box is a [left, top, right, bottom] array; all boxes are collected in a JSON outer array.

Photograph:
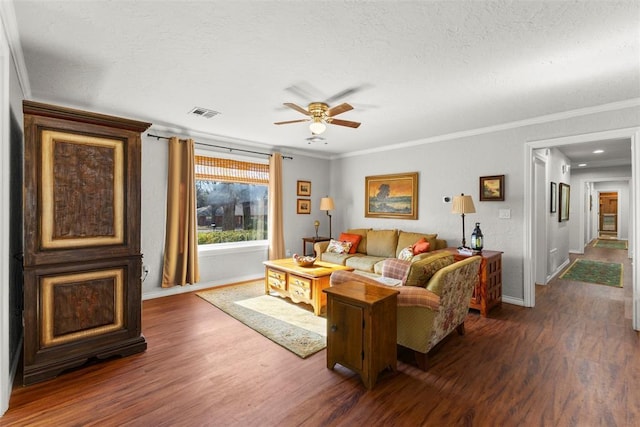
[[263, 259, 353, 315], [323, 281, 398, 389], [443, 247, 503, 316], [301, 236, 331, 256]]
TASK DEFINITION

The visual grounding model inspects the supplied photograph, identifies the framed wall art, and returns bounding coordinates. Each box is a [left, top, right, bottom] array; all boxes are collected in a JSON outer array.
[[297, 199, 311, 214], [559, 183, 570, 222], [365, 172, 418, 219], [479, 175, 505, 201], [297, 180, 311, 197], [550, 182, 557, 213]]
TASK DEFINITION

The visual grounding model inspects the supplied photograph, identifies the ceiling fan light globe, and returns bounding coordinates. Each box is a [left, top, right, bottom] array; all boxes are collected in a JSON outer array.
[[309, 121, 326, 135]]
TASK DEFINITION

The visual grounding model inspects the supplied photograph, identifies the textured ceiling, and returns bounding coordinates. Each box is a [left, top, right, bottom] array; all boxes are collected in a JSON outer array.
[[10, 0, 640, 158]]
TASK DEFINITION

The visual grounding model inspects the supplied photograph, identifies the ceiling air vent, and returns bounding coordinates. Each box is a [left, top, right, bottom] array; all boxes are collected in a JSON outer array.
[[306, 135, 326, 144], [188, 107, 221, 119]]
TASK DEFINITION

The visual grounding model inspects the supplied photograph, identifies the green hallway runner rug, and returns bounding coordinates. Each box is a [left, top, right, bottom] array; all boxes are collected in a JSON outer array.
[[560, 259, 623, 287]]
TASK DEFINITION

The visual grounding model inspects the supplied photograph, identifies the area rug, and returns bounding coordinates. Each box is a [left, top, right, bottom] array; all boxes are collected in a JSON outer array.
[[592, 239, 628, 250], [196, 281, 326, 358], [560, 259, 623, 287]]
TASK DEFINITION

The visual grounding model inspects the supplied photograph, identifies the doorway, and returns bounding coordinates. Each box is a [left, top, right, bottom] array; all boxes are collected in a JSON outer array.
[[598, 191, 618, 238], [525, 127, 639, 330]]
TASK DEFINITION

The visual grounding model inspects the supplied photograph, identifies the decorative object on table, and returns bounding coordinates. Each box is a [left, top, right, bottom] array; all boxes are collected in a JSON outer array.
[[452, 193, 476, 249], [479, 175, 505, 201], [365, 172, 418, 219], [550, 182, 557, 213], [297, 180, 311, 196], [558, 183, 570, 222], [471, 222, 483, 252], [314, 220, 320, 238], [297, 199, 311, 214], [196, 281, 326, 358], [320, 196, 335, 238], [292, 253, 316, 267]]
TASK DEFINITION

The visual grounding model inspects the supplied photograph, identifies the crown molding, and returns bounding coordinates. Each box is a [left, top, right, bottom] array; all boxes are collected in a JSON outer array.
[[336, 98, 640, 159], [148, 122, 333, 161], [0, 1, 31, 98]]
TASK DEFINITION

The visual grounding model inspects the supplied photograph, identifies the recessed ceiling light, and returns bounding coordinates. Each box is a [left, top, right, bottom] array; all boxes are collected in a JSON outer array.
[[593, 149, 604, 154], [578, 163, 587, 167]]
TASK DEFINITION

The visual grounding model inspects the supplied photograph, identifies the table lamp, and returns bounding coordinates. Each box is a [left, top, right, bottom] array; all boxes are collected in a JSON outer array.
[[320, 196, 335, 239], [451, 193, 476, 249]]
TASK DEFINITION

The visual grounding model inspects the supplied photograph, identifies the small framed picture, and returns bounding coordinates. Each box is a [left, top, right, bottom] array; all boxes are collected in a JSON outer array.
[[559, 183, 570, 222], [550, 182, 557, 213], [297, 199, 311, 214], [479, 175, 505, 201], [297, 180, 311, 197]]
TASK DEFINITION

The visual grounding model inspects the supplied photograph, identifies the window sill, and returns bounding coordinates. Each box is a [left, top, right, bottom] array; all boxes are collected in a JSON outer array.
[[198, 240, 269, 257]]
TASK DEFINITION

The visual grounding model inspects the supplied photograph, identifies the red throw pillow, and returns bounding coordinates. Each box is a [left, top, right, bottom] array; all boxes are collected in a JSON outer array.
[[412, 237, 430, 255], [338, 233, 362, 254]]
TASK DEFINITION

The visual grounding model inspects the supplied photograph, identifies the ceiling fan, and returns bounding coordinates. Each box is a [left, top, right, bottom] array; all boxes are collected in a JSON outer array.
[[274, 102, 361, 135]]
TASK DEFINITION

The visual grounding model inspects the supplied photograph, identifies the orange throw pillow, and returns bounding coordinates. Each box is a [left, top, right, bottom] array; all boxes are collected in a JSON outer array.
[[339, 233, 362, 254], [412, 237, 430, 255]]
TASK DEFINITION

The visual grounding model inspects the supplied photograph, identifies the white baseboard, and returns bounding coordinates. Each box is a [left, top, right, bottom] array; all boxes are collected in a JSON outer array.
[[502, 296, 525, 306], [142, 274, 263, 300]]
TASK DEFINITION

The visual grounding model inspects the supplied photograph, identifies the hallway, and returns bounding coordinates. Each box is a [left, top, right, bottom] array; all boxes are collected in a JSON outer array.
[[549, 238, 633, 323]]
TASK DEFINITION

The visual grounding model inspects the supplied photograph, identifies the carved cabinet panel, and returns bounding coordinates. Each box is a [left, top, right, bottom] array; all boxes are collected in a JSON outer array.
[[22, 101, 151, 385]]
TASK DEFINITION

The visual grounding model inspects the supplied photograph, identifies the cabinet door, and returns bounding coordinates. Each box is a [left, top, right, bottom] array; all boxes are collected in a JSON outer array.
[[327, 299, 363, 372], [22, 101, 150, 385]]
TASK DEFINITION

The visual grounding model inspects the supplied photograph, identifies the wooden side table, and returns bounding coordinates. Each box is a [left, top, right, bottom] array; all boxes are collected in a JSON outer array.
[[302, 236, 331, 256], [323, 281, 398, 389], [444, 248, 503, 316]]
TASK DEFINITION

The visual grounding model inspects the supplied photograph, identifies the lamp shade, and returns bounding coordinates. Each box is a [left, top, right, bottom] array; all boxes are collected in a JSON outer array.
[[309, 121, 326, 135], [451, 194, 476, 214], [320, 197, 335, 211]]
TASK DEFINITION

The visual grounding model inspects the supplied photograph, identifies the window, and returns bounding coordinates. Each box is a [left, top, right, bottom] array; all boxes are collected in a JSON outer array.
[[195, 154, 269, 245]]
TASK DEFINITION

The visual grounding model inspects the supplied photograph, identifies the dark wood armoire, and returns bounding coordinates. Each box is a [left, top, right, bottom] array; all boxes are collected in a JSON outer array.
[[22, 101, 151, 385]]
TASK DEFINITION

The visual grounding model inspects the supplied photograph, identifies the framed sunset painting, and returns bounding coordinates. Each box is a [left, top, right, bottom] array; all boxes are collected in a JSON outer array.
[[365, 172, 418, 219]]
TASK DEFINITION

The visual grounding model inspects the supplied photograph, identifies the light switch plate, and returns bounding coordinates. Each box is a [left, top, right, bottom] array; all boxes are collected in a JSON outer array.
[[499, 209, 511, 219]]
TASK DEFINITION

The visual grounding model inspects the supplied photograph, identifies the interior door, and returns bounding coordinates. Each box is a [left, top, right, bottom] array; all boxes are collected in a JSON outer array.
[[599, 192, 618, 234]]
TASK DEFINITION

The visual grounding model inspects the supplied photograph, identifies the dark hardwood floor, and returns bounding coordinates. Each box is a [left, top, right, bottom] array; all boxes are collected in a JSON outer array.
[[2, 243, 637, 426]]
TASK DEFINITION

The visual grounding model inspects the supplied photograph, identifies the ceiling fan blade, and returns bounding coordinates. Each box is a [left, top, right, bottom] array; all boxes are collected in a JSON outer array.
[[285, 82, 325, 101], [324, 84, 371, 104], [327, 118, 361, 128], [283, 103, 311, 116], [326, 103, 353, 117], [274, 119, 310, 125]]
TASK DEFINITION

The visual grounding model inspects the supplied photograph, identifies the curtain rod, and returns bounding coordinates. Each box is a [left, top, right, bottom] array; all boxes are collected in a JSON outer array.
[[147, 133, 293, 160]]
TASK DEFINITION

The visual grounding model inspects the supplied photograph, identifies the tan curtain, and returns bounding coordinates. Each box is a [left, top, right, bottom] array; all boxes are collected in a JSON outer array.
[[162, 137, 200, 287], [268, 153, 285, 259]]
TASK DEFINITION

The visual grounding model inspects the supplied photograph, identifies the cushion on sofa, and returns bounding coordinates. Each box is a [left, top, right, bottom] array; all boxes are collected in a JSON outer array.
[[338, 233, 362, 254], [326, 239, 352, 254], [321, 251, 356, 265], [345, 228, 370, 254], [381, 258, 411, 284], [404, 251, 454, 287], [346, 255, 387, 273], [398, 246, 414, 261], [412, 238, 430, 255], [366, 229, 398, 258], [396, 231, 438, 257]]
